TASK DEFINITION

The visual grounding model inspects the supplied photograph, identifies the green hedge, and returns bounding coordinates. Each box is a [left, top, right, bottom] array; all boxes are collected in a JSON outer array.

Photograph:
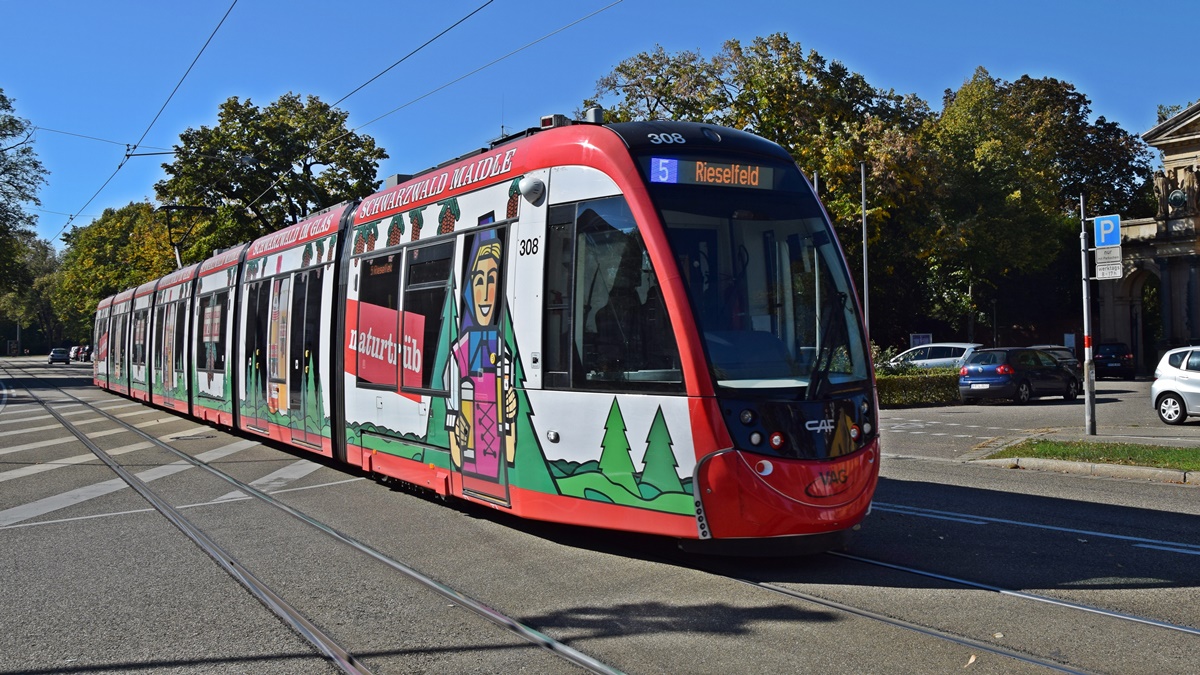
[[876, 370, 960, 407]]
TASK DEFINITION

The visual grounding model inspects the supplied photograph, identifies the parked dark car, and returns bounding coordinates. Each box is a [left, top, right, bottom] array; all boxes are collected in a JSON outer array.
[[47, 348, 70, 365], [1030, 344, 1081, 381], [959, 347, 1080, 404], [1094, 342, 1135, 379]]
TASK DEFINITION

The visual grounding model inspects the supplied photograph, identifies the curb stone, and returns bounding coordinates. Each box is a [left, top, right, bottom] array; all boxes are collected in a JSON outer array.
[[973, 457, 1197, 485]]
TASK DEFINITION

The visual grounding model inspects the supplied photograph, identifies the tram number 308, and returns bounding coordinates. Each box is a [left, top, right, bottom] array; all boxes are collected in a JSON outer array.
[[518, 238, 539, 256], [648, 132, 687, 144]]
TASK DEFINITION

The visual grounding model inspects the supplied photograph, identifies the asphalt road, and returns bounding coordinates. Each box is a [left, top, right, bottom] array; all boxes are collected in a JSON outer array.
[[2, 358, 1197, 674]]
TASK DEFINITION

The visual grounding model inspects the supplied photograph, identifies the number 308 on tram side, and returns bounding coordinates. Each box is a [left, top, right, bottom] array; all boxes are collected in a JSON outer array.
[[93, 113, 879, 554]]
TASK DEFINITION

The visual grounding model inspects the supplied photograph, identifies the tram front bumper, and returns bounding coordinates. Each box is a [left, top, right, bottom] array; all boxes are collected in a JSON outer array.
[[695, 439, 879, 540]]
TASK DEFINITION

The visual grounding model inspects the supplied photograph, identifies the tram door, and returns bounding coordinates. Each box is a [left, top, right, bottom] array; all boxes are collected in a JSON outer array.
[[450, 226, 511, 506], [287, 267, 325, 447], [243, 280, 270, 431]]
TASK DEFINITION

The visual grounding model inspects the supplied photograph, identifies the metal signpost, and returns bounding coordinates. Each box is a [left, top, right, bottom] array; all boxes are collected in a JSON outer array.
[[1080, 201, 1123, 436]]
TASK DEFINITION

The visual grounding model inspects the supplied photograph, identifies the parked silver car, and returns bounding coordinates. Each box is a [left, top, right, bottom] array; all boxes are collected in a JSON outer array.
[[1151, 347, 1200, 424], [888, 342, 982, 370]]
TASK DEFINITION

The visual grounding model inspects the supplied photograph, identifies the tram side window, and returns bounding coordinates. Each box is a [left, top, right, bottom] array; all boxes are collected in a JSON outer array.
[[401, 241, 455, 393], [132, 309, 148, 366], [172, 300, 188, 373], [198, 292, 228, 373], [153, 306, 166, 370], [357, 254, 401, 389], [93, 314, 106, 360], [543, 196, 681, 392], [268, 278, 291, 384], [112, 314, 127, 371]]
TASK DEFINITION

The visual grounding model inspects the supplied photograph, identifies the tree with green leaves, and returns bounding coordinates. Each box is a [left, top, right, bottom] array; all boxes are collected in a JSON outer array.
[[0, 88, 47, 292], [155, 93, 387, 260], [587, 33, 937, 346], [0, 236, 63, 346], [925, 68, 1153, 333], [55, 202, 175, 338]]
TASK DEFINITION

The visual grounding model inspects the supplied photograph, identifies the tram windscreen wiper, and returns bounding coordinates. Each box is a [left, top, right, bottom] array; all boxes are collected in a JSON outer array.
[[806, 292, 847, 401]]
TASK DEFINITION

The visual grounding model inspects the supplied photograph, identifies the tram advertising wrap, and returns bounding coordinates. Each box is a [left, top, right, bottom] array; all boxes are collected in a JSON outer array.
[[92, 114, 879, 554]]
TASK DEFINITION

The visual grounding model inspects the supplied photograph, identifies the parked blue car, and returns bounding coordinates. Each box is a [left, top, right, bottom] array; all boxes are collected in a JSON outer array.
[[959, 348, 1080, 404]]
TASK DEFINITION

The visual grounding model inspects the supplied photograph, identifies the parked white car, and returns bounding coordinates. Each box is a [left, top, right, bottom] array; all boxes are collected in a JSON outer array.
[[888, 342, 982, 370], [1151, 346, 1200, 424]]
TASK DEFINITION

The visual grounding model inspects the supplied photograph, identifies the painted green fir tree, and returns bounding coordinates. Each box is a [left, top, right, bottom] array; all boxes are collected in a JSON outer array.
[[599, 398, 639, 495], [639, 406, 684, 494]]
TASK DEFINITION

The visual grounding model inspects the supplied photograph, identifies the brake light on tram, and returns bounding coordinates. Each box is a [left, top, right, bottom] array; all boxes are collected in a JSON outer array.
[[768, 431, 785, 450]]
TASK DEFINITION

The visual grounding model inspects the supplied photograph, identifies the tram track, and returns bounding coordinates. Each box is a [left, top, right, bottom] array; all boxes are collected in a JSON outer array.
[[8, 363, 1198, 673], [1, 363, 622, 675], [688, 544, 1200, 675], [674, 500, 1200, 674]]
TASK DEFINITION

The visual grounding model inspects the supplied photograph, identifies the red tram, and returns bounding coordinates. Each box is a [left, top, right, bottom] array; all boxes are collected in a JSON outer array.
[[93, 114, 879, 552]]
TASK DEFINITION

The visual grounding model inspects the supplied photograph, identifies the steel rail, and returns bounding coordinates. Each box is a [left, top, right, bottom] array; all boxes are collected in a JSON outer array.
[[7, 364, 624, 675], [829, 550, 1200, 637], [1, 366, 370, 674], [733, 577, 1097, 675]]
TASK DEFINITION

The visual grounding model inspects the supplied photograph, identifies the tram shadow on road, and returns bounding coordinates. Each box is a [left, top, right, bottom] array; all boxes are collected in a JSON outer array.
[[718, 476, 1200, 594]]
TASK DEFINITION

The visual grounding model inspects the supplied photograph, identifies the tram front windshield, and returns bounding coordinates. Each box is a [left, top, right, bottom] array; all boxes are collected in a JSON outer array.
[[642, 154, 869, 396]]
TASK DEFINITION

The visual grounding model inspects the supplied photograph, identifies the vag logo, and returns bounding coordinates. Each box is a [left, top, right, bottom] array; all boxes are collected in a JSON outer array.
[[805, 418, 835, 433]]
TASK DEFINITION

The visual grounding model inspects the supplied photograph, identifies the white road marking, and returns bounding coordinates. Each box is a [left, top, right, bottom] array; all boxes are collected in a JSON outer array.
[[0, 440, 258, 526], [0, 442, 154, 483], [210, 459, 325, 502], [0, 417, 183, 456]]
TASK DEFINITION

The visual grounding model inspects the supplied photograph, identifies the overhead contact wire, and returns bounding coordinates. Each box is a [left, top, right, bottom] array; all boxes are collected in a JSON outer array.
[[51, 0, 239, 242], [332, 0, 495, 108], [244, 0, 623, 214]]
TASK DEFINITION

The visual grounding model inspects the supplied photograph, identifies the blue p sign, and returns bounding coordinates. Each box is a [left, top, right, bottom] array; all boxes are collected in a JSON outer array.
[[1094, 214, 1121, 248]]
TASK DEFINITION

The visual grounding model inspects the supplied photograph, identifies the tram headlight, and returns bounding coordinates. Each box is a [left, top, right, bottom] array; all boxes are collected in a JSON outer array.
[[749, 431, 763, 446], [739, 409, 755, 425]]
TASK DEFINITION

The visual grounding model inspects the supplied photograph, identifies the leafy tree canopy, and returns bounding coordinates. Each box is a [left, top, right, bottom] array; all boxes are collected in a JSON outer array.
[[56, 202, 175, 337], [0, 88, 47, 291], [0, 234, 61, 343], [925, 68, 1152, 325], [155, 93, 387, 260], [585, 33, 939, 341]]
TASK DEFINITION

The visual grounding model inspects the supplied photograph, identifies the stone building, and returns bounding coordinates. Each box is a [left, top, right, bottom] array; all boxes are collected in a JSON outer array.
[[1100, 103, 1200, 373]]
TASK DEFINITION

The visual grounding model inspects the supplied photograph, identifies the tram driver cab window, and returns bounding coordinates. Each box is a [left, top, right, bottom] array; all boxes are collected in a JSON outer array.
[[543, 195, 682, 392]]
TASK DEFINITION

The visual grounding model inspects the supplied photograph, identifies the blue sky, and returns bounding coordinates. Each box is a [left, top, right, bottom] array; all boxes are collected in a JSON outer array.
[[3, 0, 1194, 248]]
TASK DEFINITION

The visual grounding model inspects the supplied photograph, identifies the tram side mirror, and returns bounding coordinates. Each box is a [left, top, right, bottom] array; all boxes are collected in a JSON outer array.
[[519, 176, 546, 205]]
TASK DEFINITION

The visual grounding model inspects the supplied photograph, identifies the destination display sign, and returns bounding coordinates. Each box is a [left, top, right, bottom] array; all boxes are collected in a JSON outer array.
[[648, 157, 774, 189]]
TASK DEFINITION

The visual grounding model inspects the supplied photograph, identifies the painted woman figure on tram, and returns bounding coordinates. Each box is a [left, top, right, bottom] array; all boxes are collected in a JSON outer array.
[[446, 229, 517, 489]]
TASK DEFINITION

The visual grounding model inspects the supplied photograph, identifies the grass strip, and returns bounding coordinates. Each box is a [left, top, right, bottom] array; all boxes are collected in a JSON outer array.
[[990, 439, 1200, 472]]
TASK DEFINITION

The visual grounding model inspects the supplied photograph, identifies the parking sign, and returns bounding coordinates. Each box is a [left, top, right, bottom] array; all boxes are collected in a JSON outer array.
[[1094, 214, 1121, 248]]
